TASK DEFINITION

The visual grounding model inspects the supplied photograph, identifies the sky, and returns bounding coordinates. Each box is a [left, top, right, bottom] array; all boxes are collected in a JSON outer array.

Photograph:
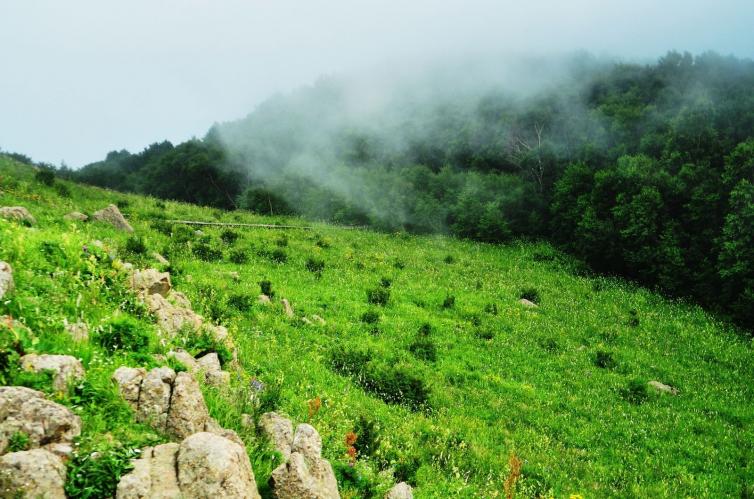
[[1, 0, 753, 167]]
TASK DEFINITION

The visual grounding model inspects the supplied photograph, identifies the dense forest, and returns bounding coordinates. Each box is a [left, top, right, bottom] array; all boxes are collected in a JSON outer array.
[[49, 51, 754, 329]]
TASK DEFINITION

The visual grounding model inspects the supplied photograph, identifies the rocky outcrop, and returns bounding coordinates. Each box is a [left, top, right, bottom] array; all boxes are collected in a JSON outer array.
[[0, 386, 81, 455], [116, 433, 261, 499], [259, 412, 294, 460], [130, 268, 171, 297], [64, 211, 88, 222], [270, 423, 340, 499], [112, 366, 232, 440], [144, 293, 203, 337], [152, 252, 169, 265], [0, 448, 67, 499], [91, 204, 133, 232], [0, 206, 36, 225], [0, 262, 12, 300], [19, 354, 84, 392], [63, 321, 89, 342], [648, 380, 679, 395], [385, 482, 413, 499]]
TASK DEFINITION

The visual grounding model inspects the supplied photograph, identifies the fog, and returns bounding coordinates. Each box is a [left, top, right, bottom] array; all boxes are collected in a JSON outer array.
[[1, 0, 753, 166]]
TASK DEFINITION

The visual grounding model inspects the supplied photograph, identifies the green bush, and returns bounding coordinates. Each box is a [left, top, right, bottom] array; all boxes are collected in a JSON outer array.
[[55, 182, 72, 198], [360, 310, 380, 324], [220, 229, 240, 244], [228, 294, 253, 312], [124, 236, 147, 255], [367, 287, 390, 306], [594, 350, 616, 369], [193, 241, 223, 261], [408, 338, 437, 362], [519, 287, 540, 304], [259, 280, 275, 298], [306, 257, 325, 275], [622, 379, 649, 404], [65, 446, 141, 498], [8, 431, 30, 452], [276, 235, 289, 247], [441, 295, 455, 309], [228, 248, 249, 264], [97, 316, 151, 353], [35, 169, 55, 186]]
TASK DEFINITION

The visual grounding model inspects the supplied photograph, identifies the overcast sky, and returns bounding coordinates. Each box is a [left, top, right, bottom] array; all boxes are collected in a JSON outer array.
[[1, 0, 752, 167]]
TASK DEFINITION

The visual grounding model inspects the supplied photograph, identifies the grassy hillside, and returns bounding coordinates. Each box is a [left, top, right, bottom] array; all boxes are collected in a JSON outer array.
[[1, 154, 752, 498]]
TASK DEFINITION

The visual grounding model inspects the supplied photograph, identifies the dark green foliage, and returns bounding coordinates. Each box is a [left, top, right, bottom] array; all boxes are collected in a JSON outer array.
[[443, 255, 455, 264], [228, 293, 253, 312], [124, 236, 147, 255], [315, 236, 331, 249], [275, 235, 289, 247], [35, 168, 55, 186], [228, 248, 249, 264], [366, 287, 389, 306], [594, 350, 616, 369], [259, 280, 274, 298], [8, 431, 30, 452], [193, 241, 223, 261], [417, 323, 432, 337], [65, 446, 141, 498], [519, 288, 540, 304], [621, 379, 649, 404], [484, 302, 498, 315], [116, 199, 130, 210], [55, 182, 72, 198], [379, 277, 392, 288], [259, 248, 287, 263], [180, 328, 232, 366], [334, 463, 376, 497], [408, 338, 437, 362], [220, 229, 240, 244], [97, 316, 150, 353], [305, 257, 325, 275], [441, 295, 455, 309], [360, 310, 380, 324], [239, 186, 292, 215], [329, 347, 371, 378]]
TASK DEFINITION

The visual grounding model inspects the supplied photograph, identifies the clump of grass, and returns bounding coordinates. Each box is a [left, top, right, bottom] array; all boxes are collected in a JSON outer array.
[[193, 241, 223, 261], [8, 431, 30, 452], [628, 309, 640, 327], [116, 199, 130, 210], [276, 235, 289, 247], [259, 280, 275, 298], [360, 310, 380, 324], [484, 303, 499, 315], [621, 379, 649, 404], [220, 229, 240, 244], [315, 236, 331, 249], [259, 247, 287, 263], [444, 255, 455, 264], [228, 248, 249, 264], [55, 183, 72, 198], [594, 350, 616, 369], [380, 276, 392, 288], [97, 316, 151, 354], [306, 257, 325, 276], [367, 287, 390, 306], [65, 446, 142, 498], [228, 293, 253, 312], [418, 323, 432, 337], [519, 287, 540, 304], [124, 235, 148, 255], [442, 295, 455, 309], [35, 169, 55, 186], [408, 338, 437, 362]]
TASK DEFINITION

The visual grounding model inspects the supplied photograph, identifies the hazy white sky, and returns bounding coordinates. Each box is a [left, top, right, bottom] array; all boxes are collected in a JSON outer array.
[[1, 0, 752, 166]]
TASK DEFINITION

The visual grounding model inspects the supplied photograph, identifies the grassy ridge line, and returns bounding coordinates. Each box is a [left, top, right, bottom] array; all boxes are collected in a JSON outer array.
[[1, 154, 754, 497]]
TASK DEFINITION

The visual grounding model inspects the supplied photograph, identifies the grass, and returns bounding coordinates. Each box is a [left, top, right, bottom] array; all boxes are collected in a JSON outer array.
[[1, 154, 753, 497]]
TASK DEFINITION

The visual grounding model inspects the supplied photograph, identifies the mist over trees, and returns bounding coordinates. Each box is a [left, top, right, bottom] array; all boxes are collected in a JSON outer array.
[[71, 51, 754, 329]]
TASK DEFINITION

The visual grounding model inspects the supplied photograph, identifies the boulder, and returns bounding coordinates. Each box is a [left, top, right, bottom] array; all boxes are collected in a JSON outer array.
[[270, 424, 339, 499], [63, 321, 89, 342], [0, 386, 81, 455], [137, 367, 175, 430], [165, 372, 211, 440], [385, 482, 413, 499], [167, 291, 192, 309], [19, 354, 85, 392], [197, 352, 222, 373], [311, 315, 326, 326], [519, 298, 538, 308], [145, 293, 203, 336], [282, 299, 294, 318], [112, 366, 147, 410], [64, 211, 88, 222], [0, 206, 36, 225], [130, 268, 171, 297], [648, 380, 679, 395], [258, 294, 272, 305], [92, 204, 133, 232], [0, 448, 66, 499], [0, 261, 13, 300], [167, 349, 200, 372], [168, 350, 230, 387], [117, 434, 260, 499], [259, 412, 294, 459], [152, 252, 169, 265]]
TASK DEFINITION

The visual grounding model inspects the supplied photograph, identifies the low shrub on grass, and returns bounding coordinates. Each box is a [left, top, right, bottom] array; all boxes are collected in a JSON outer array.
[[65, 446, 142, 498], [306, 257, 325, 275], [367, 287, 390, 306], [360, 310, 380, 324], [177, 328, 232, 366], [408, 338, 437, 362], [259, 248, 288, 264], [594, 350, 617, 369], [259, 280, 275, 298], [442, 295, 456, 309], [193, 241, 223, 261], [380, 276, 392, 288], [35, 169, 55, 186], [97, 316, 151, 354], [228, 293, 253, 312], [276, 235, 289, 247], [124, 236, 147, 255], [228, 248, 249, 264], [444, 254, 455, 264], [220, 229, 240, 244], [622, 379, 649, 404], [519, 287, 540, 304], [55, 182, 72, 198]]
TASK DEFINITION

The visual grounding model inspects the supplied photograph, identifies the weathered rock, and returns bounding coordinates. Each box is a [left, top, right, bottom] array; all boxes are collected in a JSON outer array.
[[197, 352, 222, 373], [92, 204, 133, 232], [19, 354, 85, 392], [168, 350, 229, 387], [648, 380, 679, 395], [258, 294, 272, 305], [112, 367, 146, 410], [270, 424, 339, 499], [0, 386, 81, 455], [385, 482, 413, 499], [0, 262, 13, 300], [63, 321, 89, 342], [166, 372, 210, 439], [228, 271, 240, 281], [130, 268, 171, 297], [311, 315, 326, 326], [282, 298, 294, 318], [0, 448, 66, 499], [167, 349, 200, 372], [138, 367, 175, 430], [117, 434, 260, 499], [519, 298, 538, 308], [167, 291, 192, 309], [241, 414, 254, 428], [152, 252, 169, 266], [205, 370, 231, 387], [0, 206, 36, 225], [259, 412, 294, 460], [145, 293, 203, 336], [302, 317, 313, 326], [206, 323, 229, 342], [64, 211, 88, 222]]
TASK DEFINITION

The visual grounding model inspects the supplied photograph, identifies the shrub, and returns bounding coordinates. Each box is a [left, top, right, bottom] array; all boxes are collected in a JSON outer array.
[[228, 248, 249, 264], [220, 229, 240, 244], [628, 309, 640, 327], [35, 169, 55, 186], [276, 235, 289, 247], [484, 302, 499, 315], [116, 199, 130, 210], [417, 323, 432, 337], [442, 295, 456, 309], [367, 287, 390, 306], [259, 280, 275, 298], [475, 329, 495, 341], [315, 236, 331, 249], [393, 259, 405, 270], [193, 242, 223, 261], [97, 316, 151, 353], [228, 294, 253, 311], [172, 225, 194, 244], [444, 255, 455, 264], [329, 347, 371, 378], [259, 248, 288, 263], [179, 328, 232, 366], [151, 220, 173, 236], [353, 415, 381, 458], [519, 287, 540, 304], [622, 379, 649, 404], [408, 338, 437, 362], [306, 257, 325, 275], [65, 446, 141, 498], [124, 236, 147, 255], [360, 310, 380, 324], [380, 277, 392, 288], [363, 365, 430, 411], [55, 182, 72, 198], [594, 350, 616, 369]]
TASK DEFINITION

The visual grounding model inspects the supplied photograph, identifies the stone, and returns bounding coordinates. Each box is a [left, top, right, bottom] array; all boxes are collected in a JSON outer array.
[[112, 367, 146, 410], [19, 354, 85, 392], [241, 414, 254, 428], [519, 298, 538, 308], [130, 268, 171, 297], [0, 261, 13, 300], [259, 412, 294, 460], [282, 298, 294, 318], [648, 380, 679, 395], [0, 386, 81, 455], [116, 443, 182, 499], [63, 321, 89, 342], [385, 482, 413, 499], [0, 206, 36, 225], [258, 294, 272, 305], [167, 349, 200, 372], [270, 424, 339, 499], [167, 291, 192, 309], [137, 367, 175, 430], [91, 204, 133, 232], [166, 372, 211, 439], [64, 211, 88, 222], [311, 315, 326, 326], [197, 352, 222, 373], [0, 448, 66, 499], [152, 252, 169, 265], [145, 293, 203, 336], [206, 324, 229, 343], [228, 271, 240, 281], [205, 370, 231, 387]]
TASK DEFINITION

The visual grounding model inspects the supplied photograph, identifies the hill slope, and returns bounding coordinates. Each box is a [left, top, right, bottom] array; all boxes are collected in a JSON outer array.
[[1, 155, 752, 497]]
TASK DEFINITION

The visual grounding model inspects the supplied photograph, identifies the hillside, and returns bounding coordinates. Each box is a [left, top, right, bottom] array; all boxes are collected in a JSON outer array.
[[1, 154, 753, 497]]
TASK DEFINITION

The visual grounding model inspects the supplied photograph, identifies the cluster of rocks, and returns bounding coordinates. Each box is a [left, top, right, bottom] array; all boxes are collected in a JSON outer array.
[[166, 349, 229, 387], [0, 387, 82, 498]]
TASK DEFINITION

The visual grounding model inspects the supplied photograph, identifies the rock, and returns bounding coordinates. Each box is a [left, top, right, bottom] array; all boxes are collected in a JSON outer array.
[[64, 211, 88, 222], [19, 354, 85, 392], [152, 252, 169, 265], [197, 352, 222, 373], [137, 367, 175, 430], [648, 380, 679, 395], [0, 448, 66, 499], [92, 204, 133, 232], [259, 412, 294, 459], [0, 206, 36, 225], [311, 315, 326, 326], [270, 424, 339, 499], [258, 294, 272, 305], [167, 349, 200, 372], [0, 386, 81, 455], [205, 370, 231, 387], [167, 291, 192, 309], [166, 372, 211, 439], [130, 268, 171, 297], [112, 367, 146, 410], [145, 293, 203, 336], [118, 434, 260, 499], [385, 482, 413, 499], [0, 261, 13, 299], [282, 298, 294, 318], [241, 414, 254, 428], [302, 317, 313, 325], [63, 321, 89, 342], [168, 350, 229, 387], [519, 298, 538, 308], [228, 271, 240, 281]]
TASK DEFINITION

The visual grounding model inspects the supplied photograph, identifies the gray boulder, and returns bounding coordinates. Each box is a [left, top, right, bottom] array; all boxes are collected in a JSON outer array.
[[19, 354, 84, 392], [259, 412, 294, 460], [92, 204, 133, 232], [0, 206, 36, 225], [385, 482, 413, 499], [0, 448, 66, 499], [64, 211, 88, 222], [0, 261, 12, 299]]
